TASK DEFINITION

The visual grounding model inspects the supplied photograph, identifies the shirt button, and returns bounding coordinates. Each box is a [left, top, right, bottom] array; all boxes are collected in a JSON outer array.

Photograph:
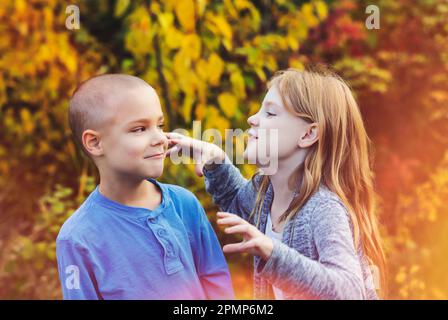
[[166, 248, 177, 257], [157, 229, 167, 237]]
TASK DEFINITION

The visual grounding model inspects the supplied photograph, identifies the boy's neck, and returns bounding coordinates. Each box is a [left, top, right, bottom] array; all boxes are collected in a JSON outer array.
[[98, 171, 161, 210]]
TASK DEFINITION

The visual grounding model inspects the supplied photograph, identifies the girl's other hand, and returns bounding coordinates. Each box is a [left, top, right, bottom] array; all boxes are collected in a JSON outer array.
[[216, 211, 274, 261]]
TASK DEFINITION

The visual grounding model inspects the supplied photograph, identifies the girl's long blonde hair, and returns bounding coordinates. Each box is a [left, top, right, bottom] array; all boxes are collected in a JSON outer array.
[[249, 66, 387, 297]]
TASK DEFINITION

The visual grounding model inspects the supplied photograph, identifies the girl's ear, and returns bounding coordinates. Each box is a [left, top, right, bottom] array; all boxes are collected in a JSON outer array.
[[82, 129, 103, 157], [298, 123, 319, 148]]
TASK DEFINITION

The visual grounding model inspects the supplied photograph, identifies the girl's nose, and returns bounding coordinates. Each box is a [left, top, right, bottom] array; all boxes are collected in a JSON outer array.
[[247, 113, 259, 127]]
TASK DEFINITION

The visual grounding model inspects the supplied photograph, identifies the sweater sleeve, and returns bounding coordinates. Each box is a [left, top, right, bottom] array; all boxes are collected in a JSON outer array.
[[257, 199, 366, 300], [203, 156, 257, 222]]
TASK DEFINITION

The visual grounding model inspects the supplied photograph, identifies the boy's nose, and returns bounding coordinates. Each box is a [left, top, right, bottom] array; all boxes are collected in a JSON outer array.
[[151, 130, 168, 147]]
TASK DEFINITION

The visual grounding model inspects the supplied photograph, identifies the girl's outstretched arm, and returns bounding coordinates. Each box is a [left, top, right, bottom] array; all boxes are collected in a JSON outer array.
[[203, 156, 256, 221], [166, 132, 256, 221]]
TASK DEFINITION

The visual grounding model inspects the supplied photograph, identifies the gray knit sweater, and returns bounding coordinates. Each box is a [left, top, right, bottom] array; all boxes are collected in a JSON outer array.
[[203, 160, 378, 300]]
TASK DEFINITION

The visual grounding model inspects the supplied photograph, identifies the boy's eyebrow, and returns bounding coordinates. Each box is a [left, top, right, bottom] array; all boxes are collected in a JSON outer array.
[[127, 116, 165, 125]]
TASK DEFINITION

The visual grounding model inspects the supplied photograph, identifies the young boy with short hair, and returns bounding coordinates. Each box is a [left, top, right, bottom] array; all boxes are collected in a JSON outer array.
[[56, 74, 234, 300]]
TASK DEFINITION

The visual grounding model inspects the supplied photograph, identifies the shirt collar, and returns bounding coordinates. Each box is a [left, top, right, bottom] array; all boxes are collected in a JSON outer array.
[[91, 178, 171, 220]]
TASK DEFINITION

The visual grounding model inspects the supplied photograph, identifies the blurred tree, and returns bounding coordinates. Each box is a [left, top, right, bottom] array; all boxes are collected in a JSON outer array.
[[305, 0, 448, 298], [0, 0, 447, 299]]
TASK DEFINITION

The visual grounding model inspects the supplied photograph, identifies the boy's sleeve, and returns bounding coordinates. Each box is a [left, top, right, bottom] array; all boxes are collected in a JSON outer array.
[[56, 238, 101, 300], [193, 201, 235, 300]]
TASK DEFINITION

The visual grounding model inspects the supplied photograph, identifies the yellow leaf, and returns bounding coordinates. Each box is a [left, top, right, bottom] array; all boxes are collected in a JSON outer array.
[[195, 103, 206, 120], [230, 70, 246, 99], [215, 16, 232, 40], [249, 101, 260, 115], [254, 67, 266, 81], [218, 93, 238, 118], [206, 13, 233, 50], [181, 34, 202, 60], [125, 8, 153, 56], [182, 94, 195, 123], [173, 51, 193, 95], [115, 0, 130, 17], [125, 30, 153, 56], [195, 59, 209, 80], [235, 0, 253, 10], [205, 108, 230, 137], [314, 1, 328, 20], [288, 57, 304, 70], [208, 53, 224, 86], [265, 55, 278, 72], [150, 2, 161, 14], [224, 0, 239, 19], [20, 109, 34, 134], [175, 0, 196, 32], [287, 34, 299, 51], [158, 12, 174, 31], [301, 3, 319, 27], [197, 0, 207, 17], [174, 51, 189, 74], [165, 26, 183, 49], [197, 80, 207, 105]]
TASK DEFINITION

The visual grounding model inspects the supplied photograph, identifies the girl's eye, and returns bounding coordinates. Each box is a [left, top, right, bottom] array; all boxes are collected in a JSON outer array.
[[158, 123, 165, 130], [266, 111, 276, 117], [131, 127, 146, 133]]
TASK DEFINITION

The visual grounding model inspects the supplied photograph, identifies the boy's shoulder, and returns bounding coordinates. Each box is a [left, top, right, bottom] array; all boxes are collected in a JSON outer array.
[[159, 182, 200, 205], [56, 192, 102, 245], [158, 182, 206, 220]]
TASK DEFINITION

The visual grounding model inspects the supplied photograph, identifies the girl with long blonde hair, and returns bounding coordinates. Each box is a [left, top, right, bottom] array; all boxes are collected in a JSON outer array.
[[167, 66, 386, 299]]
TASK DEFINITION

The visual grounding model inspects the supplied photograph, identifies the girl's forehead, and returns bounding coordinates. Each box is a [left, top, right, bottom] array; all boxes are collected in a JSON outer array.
[[263, 87, 283, 107]]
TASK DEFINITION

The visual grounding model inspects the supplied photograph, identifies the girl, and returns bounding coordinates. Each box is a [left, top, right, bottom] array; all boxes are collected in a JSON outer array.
[[166, 67, 386, 300]]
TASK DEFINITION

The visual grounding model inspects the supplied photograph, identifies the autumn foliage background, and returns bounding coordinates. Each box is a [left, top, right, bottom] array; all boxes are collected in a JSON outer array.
[[0, 0, 447, 299]]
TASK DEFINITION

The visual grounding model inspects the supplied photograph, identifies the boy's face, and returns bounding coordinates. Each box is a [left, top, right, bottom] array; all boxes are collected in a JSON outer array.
[[98, 86, 168, 180]]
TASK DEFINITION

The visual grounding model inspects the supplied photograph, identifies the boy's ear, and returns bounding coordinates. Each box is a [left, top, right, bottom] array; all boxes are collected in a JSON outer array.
[[298, 123, 319, 148], [82, 129, 103, 157]]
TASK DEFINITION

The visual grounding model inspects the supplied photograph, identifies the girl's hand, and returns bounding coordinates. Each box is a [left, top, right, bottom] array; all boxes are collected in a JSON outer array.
[[217, 211, 274, 261], [165, 132, 226, 177]]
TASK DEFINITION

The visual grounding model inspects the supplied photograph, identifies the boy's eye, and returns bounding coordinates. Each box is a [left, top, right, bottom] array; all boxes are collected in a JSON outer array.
[[266, 111, 276, 117], [158, 123, 165, 130], [131, 126, 146, 133]]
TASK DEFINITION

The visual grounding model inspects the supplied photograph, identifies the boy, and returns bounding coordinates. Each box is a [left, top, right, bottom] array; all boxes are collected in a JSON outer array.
[[56, 74, 234, 300]]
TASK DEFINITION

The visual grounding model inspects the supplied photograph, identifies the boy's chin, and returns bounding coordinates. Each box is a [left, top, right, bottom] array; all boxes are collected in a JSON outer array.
[[143, 168, 164, 180], [130, 166, 164, 181]]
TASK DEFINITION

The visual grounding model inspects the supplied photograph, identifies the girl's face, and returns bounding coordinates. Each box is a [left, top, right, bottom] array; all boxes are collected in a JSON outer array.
[[244, 86, 317, 172]]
